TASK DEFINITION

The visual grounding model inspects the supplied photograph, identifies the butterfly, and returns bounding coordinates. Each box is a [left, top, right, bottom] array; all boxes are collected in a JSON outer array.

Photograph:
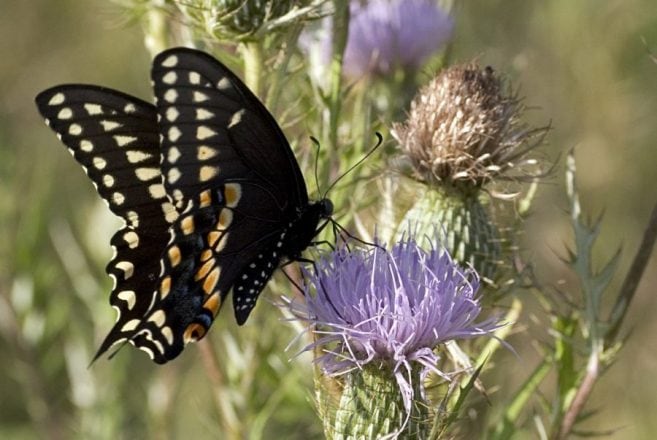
[[35, 47, 333, 364]]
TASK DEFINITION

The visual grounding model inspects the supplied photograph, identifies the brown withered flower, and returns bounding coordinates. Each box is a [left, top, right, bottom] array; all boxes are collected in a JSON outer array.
[[392, 63, 547, 188]]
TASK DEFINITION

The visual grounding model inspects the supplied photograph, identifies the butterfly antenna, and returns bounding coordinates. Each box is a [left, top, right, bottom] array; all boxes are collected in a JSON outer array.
[[310, 136, 323, 196], [322, 132, 383, 199]]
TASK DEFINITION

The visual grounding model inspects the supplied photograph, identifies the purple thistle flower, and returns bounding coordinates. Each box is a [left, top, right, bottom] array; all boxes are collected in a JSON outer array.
[[300, 0, 453, 82], [343, 0, 454, 77], [286, 237, 502, 412]]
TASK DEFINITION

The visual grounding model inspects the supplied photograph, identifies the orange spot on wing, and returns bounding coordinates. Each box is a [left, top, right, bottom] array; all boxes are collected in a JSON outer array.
[[183, 323, 206, 344], [203, 292, 222, 316], [195, 258, 215, 281], [160, 276, 171, 298], [202, 267, 220, 294]]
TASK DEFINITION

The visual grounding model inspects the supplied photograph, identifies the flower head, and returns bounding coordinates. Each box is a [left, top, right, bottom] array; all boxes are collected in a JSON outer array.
[[286, 237, 501, 411], [301, 0, 453, 80], [392, 63, 548, 187], [344, 0, 453, 78]]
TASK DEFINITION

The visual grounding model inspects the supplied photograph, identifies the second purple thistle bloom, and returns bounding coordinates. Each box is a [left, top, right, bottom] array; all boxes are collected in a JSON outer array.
[[343, 0, 454, 77], [287, 237, 502, 412]]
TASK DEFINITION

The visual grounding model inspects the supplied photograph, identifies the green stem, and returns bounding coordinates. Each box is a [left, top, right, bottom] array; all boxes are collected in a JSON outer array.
[[265, 24, 302, 112], [242, 40, 264, 97], [326, 0, 349, 153], [605, 198, 657, 343], [142, 0, 170, 57]]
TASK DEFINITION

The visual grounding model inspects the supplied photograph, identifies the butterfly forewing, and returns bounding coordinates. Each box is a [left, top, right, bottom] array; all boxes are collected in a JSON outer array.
[[151, 48, 308, 210], [35, 86, 178, 360]]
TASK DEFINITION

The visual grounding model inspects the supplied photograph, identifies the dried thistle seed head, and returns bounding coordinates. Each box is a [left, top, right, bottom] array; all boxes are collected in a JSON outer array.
[[392, 63, 547, 188]]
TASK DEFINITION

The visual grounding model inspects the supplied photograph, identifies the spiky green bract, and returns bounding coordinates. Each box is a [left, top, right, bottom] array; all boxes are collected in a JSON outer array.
[[177, 0, 325, 41], [400, 183, 501, 282]]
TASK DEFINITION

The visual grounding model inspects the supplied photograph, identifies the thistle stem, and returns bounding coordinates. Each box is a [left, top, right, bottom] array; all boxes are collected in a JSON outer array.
[[198, 338, 241, 440], [242, 40, 264, 98], [142, 0, 170, 57]]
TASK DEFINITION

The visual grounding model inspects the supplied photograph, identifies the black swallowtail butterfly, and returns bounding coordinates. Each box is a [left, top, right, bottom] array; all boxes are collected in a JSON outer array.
[[35, 47, 333, 364]]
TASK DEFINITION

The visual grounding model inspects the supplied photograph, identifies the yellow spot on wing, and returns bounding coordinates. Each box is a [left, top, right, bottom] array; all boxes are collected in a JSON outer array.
[[200, 249, 213, 262], [168, 246, 181, 267], [204, 293, 222, 316], [195, 258, 215, 281], [224, 183, 242, 208], [217, 209, 233, 230], [160, 276, 171, 298], [181, 215, 195, 235], [199, 166, 218, 182], [203, 267, 220, 295], [199, 190, 212, 208], [208, 231, 221, 247]]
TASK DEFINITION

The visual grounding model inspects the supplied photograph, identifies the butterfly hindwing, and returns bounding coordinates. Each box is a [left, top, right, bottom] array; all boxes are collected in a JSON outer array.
[[35, 86, 178, 360]]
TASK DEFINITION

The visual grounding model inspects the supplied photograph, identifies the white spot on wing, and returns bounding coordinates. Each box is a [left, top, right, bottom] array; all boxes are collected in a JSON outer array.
[[197, 145, 218, 160], [115, 262, 135, 279], [69, 124, 82, 135], [167, 147, 181, 163], [217, 77, 231, 90], [126, 211, 140, 228], [162, 202, 178, 223], [121, 319, 141, 332], [196, 126, 217, 140], [117, 290, 136, 309], [79, 140, 94, 152], [167, 168, 181, 184], [162, 71, 177, 84], [112, 192, 125, 205], [84, 103, 103, 115], [164, 89, 178, 103], [165, 107, 179, 122], [100, 120, 121, 131], [189, 71, 201, 84], [57, 108, 73, 119], [135, 167, 160, 181], [103, 174, 115, 187], [126, 150, 152, 163], [123, 231, 139, 248], [161, 326, 174, 345], [148, 183, 166, 199], [228, 109, 245, 128], [199, 166, 218, 182], [124, 103, 136, 113], [196, 108, 214, 120], [148, 310, 166, 327], [162, 55, 178, 67], [168, 126, 182, 142], [193, 91, 209, 102], [92, 157, 107, 170], [48, 93, 65, 105], [114, 135, 137, 147]]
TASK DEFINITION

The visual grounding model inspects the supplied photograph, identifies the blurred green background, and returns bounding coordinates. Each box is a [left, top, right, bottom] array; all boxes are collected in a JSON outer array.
[[1, 0, 657, 438]]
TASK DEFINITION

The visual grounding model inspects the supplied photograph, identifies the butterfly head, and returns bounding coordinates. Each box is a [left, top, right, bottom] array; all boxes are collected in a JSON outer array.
[[318, 198, 334, 219]]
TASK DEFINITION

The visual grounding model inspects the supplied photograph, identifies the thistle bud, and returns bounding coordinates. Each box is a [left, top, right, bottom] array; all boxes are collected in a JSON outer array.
[[178, 0, 321, 41]]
